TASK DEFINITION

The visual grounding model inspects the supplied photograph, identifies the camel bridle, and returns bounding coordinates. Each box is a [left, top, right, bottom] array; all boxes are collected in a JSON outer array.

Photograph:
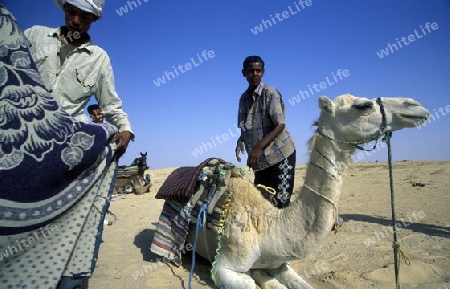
[[316, 97, 390, 151]]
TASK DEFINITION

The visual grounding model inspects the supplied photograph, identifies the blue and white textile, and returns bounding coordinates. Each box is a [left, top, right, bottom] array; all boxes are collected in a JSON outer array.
[[0, 5, 118, 288]]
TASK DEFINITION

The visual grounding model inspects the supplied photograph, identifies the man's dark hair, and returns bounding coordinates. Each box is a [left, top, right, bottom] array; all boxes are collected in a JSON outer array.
[[243, 56, 265, 69], [87, 104, 100, 114]]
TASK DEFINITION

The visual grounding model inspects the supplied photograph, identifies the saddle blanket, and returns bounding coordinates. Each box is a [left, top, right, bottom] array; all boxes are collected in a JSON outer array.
[[150, 158, 242, 264]]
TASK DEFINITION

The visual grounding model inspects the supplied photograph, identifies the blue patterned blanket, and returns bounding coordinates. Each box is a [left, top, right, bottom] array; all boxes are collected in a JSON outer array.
[[0, 5, 119, 288]]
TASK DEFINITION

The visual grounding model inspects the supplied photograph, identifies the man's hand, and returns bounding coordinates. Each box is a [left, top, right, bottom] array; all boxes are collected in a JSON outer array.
[[235, 138, 246, 162], [247, 145, 263, 168], [111, 131, 132, 151], [246, 123, 285, 168]]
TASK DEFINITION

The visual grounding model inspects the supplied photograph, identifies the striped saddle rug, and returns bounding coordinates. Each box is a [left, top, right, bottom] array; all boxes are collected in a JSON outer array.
[[150, 158, 243, 264]]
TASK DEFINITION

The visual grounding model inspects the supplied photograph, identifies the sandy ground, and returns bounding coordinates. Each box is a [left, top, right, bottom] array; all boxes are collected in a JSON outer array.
[[88, 160, 450, 289]]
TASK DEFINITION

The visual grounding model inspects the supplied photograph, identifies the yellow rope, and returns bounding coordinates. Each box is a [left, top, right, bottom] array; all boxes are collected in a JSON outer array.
[[210, 175, 234, 284], [210, 227, 226, 284], [216, 190, 233, 231], [256, 184, 276, 195], [393, 241, 411, 265], [392, 241, 411, 289]]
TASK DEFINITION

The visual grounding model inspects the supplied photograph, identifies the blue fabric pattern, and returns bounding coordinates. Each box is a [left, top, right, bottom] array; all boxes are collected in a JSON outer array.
[[0, 6, 119, 287]]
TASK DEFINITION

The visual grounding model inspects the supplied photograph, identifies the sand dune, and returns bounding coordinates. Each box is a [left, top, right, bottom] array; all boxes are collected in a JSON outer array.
[[89, 161, 450, 289]]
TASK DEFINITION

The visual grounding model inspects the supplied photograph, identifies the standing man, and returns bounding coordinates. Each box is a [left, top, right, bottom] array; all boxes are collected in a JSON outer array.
[[24, 0, 133, 152], [235, 56, 297, 208]]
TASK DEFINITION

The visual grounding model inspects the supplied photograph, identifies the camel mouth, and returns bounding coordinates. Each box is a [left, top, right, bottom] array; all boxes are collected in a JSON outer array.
[[398, 113, 430, 121], [395, 112, 430, 128]]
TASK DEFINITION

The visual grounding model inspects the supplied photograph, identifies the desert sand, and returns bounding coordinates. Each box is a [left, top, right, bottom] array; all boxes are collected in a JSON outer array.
[[88, 160, 450, 289]]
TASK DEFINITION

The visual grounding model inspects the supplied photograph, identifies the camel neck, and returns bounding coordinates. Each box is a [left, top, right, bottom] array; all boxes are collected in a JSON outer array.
[[302, 132, 354, 203], [275, 132, 355, 258]]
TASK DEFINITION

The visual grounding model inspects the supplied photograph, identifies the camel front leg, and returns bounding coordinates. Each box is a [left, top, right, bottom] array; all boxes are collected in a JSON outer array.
[[213, 266, 258, 289], [266, 263, 314, 289], [251, 269, 287, 289]]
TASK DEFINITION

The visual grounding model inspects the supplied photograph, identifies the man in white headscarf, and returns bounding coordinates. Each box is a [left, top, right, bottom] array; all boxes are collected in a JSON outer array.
[[25, 0, 134, 153], [21, 1, 133, 288], [54, 0, 104, 18]]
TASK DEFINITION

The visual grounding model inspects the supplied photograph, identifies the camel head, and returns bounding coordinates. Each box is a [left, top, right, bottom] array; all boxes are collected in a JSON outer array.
[[316, 94, 430, 146]]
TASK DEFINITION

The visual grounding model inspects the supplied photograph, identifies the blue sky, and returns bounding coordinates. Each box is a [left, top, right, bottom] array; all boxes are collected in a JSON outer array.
[[5, 0, 450, 169]]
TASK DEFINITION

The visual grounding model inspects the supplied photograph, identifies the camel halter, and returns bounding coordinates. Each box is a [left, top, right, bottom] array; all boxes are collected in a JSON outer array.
[[316, 97, 390, 151], [316, 97, 409, 288]]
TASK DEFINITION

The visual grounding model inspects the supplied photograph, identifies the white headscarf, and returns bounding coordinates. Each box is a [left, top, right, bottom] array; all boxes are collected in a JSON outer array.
[[54, 0, 105, 18]]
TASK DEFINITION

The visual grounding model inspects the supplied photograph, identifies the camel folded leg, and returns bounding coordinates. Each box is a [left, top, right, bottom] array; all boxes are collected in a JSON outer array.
[[251, 269, 287, 289], [212, 259, 259, 289], [265, 263, 314, 289]]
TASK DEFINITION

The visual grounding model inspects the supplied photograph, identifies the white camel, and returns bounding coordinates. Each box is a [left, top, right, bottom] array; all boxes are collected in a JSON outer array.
[[186, 94, 430, 289]]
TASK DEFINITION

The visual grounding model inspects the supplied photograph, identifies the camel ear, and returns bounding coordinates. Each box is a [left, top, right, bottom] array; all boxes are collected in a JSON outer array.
[[318, 96, 333, 114]]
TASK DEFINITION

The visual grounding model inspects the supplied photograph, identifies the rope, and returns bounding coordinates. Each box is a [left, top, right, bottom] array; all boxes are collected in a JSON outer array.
[[317, 127, 383, 151], [378, 98, 410, 289], [393, 242, 411, 266], [311, 98, 410, 287], [189, 163, 222, 289], [304, 184, 339, 233], [210, 227, 226, 284], [216, 190, 234, 230], [316, 97, 389, 152], [256, 184, 276, 195], [188, 203, 208, 289], [310, 161, 337, 179]]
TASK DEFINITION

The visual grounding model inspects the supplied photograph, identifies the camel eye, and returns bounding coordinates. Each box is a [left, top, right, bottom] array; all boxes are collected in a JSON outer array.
[[352, 102, 373, 111]]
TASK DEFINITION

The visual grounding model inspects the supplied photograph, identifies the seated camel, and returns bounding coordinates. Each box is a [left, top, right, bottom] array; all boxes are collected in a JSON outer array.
[[182, 94, 430, 289]]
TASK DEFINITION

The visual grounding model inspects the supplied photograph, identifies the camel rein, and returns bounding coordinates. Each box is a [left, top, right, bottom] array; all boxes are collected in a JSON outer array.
[[316, 97, 408, 288], [378, 98, 410, 289]]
